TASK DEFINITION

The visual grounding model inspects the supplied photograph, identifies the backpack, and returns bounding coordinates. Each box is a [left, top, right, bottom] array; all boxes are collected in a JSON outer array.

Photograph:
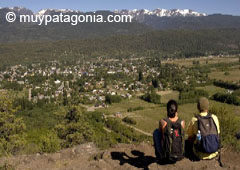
[[161, 118, 185, 162], [195, 113, 219, 153]]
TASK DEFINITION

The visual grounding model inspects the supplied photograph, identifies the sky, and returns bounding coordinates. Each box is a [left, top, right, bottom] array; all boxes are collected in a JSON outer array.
[[0, 0, 240, 16]]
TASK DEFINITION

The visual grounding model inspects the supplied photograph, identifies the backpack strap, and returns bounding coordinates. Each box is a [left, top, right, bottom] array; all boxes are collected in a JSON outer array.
[[195, 114, 201, 131], [176, 118, 182, 125], [205, 113, 219, 135], [163, 118, 172, 132]]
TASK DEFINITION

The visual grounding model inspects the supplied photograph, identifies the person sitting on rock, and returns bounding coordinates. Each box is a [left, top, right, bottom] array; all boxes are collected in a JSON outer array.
[[153, 100, 185, 163], [187, 97, 220, 160]]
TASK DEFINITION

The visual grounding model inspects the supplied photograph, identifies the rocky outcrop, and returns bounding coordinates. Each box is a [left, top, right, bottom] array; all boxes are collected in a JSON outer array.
[[0, 142, 239, 170]]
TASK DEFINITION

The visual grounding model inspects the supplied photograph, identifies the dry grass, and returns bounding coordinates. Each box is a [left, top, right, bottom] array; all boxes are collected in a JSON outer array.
[[196, 85, 227, 96], [162, 56, 238, 67], [209, 68, 240, 82], [157, 90, 179, 103]]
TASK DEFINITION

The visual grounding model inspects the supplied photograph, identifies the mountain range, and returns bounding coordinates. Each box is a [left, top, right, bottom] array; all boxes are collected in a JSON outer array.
[[0, 7, 240, 42], [0, 7, 207, 17], [114, 8, 207, 17]]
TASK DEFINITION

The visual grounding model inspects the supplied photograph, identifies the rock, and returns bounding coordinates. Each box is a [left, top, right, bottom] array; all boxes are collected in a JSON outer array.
[[74, 143, 98, 155], [49, 153, 61, 162], [47, 157, 55, 163]]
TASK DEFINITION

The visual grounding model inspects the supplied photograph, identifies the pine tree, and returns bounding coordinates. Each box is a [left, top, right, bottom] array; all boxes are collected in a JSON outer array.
[[138, 70, 143, 82]]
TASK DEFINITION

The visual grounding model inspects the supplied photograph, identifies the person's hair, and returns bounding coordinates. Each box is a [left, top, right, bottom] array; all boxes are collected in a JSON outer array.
[[167, 100, 178, 118]]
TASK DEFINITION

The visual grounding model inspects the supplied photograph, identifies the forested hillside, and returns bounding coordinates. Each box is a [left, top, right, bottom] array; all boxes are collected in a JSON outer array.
[[0, 29, 240, 66]]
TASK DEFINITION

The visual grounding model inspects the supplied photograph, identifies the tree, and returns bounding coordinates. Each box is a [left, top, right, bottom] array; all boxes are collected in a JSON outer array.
[[141, 89, 161, 104], [55, 107, 94, 148], [138, 70, 144, 82], [105, 95, 122, 104], [63, 89, 68, 106], [152, 78, 159, 88], [0, 92, 26, 156]]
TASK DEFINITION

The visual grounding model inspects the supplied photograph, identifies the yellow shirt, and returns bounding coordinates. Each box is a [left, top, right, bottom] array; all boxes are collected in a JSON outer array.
[[187, 112, 220, 160]]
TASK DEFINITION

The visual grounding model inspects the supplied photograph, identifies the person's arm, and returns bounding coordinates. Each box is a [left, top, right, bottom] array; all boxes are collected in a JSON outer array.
[[181, 120, 185, 129], [159, 119, 166, 130], [159, 119, 167, 141], [212, 114, 220, 134]]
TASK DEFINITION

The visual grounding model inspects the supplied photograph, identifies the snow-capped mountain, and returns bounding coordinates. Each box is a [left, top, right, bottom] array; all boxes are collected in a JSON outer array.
[[114, 8, 207, 17], [2, 7, 33, 15], [0, 7, 206, 17], [36, 9, 82, 16]]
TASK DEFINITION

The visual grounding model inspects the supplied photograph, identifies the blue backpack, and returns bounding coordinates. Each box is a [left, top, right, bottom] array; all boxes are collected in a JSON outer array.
[[195, 114, 219, 153]]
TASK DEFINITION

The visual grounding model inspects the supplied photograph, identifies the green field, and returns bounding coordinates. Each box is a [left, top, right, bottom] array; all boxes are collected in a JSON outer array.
[[157, 90, 179, 103], [163, 56, 239, 67], [196, 85, 227, 96], [209, 68, 240, 82], [100, 94, 240, 134]]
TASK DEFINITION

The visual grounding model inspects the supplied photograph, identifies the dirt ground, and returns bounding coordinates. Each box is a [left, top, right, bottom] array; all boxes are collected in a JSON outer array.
[[0, 143, 239, 170]]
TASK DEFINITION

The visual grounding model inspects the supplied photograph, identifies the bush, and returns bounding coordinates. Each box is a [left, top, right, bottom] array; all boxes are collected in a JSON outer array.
[[209, 107, 239, 151], [55, 107, 94, 148], [39, 131, 61, 153], [0, 163, 15, 170], [212, 93, 240, 106], [179, 89, 209, 104], [105, 95, 122, 104], [224, 72, 230, 76], [86, 112, 118, 149], [122, 117, 137, 125], [141, 90, 161, 104], [105, 118, 147, 143], [127, 106, 144, 112], [0, 93, 26, 156], [233, 89, 240, 96], [213, 80, 240, 90]]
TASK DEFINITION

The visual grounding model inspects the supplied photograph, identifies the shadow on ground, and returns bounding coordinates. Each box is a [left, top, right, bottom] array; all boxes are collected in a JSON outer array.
[[111, 150, 156, 170]]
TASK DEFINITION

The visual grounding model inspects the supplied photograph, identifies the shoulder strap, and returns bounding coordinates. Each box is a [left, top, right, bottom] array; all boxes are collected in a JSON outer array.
[[176, 118, 182, 124], [163, 118, 172, 134], [195, 114, 203, 132], [195, 114, 200, 119], [163, 118, 171, 126]]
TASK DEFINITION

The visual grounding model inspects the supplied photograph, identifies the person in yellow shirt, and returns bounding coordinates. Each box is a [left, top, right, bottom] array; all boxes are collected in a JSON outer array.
[[187, 97, 220, 160]]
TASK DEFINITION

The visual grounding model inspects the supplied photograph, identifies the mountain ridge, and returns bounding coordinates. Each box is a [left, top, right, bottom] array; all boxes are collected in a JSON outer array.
[[114, 8, 207, 17], [0, 7, 208, 17], [1, 7, 240, 42]]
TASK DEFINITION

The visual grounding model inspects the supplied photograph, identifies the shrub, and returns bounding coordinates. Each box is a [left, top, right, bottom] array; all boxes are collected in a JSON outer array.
[[212, 93, 240, 106], [39, 131, 61, 153], [141, 90, 161, 104], [224, 72, 230, 76], [127, 106, 144, 112], [105, 95, 122, 104], [0, 93, 26, 156], [122, 117, 137, 125], [55, 107, 94, 148], [213, 80, 240, 90], [233, 89, 240, 96], [209, 107, 239, 150], [152, 78, 159, 88], [179, 89, 209, 104], [105, 118, 146, 143], [0, 163, 15, 170]]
